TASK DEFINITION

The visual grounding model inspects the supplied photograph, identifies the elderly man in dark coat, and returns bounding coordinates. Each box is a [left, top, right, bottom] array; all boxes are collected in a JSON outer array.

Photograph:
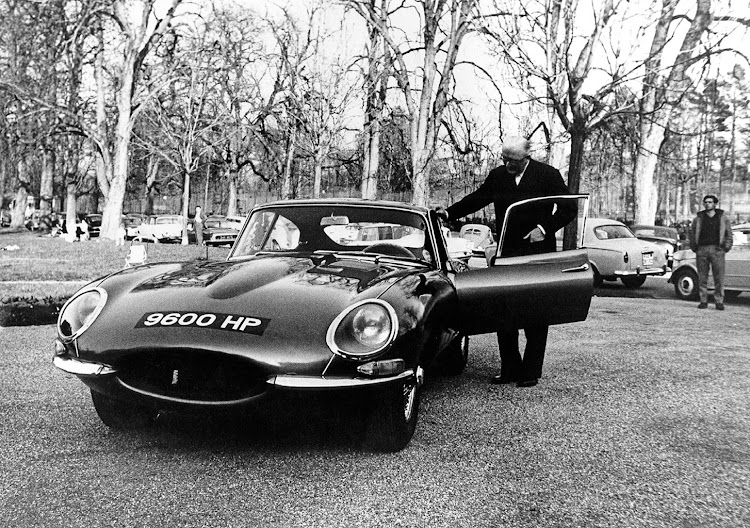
[[438, 136, 575, 387]]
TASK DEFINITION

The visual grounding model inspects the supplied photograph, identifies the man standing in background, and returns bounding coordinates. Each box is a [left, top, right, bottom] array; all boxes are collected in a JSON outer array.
[[689, 195, 733, 310]]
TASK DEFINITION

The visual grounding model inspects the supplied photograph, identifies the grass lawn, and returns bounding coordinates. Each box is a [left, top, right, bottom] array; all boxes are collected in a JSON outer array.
[[1, 228, 230, 301]]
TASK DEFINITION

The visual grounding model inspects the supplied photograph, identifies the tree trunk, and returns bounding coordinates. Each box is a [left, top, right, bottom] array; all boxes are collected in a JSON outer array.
[[65, 184, 77, 234], [11, 158, 30, 227], [203, 163, 210, 212], [563, 129, 586, 250], [313, 151, 323, 198], [39, 148, 55, 215], [633, 126, 664, 224], [411, 147, 431, 206], [181, 170, 191, 245], [226, 168, 238, 216], [361, 125, 380, 199], [99, 0, 183, 240], [633, 0, 711, 225], [11, 185, 28, 228], [281, 128, 296, 200]]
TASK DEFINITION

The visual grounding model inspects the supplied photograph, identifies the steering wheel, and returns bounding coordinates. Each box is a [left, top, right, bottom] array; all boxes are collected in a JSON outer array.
[[363, 242, 415, 258]]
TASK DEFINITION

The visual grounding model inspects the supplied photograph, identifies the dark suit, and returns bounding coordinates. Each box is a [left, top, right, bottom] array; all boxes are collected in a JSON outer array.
[[446, 158, 575, 382]]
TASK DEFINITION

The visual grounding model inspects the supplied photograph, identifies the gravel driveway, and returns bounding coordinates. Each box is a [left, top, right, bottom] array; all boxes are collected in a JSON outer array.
[[1, 295, 748, 527]]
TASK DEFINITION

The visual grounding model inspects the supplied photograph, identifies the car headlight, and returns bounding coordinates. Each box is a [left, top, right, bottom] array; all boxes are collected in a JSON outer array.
[[57, 287, 107, 341], [326, 299, 398, 361]]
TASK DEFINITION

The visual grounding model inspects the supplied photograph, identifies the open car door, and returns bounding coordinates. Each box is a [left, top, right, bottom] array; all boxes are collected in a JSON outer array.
[[454, 195, 593, 335]]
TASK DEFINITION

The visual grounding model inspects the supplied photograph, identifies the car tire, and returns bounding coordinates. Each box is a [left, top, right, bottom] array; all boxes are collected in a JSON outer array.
[[621, 276, 647, 288], [91, 390, 157, 430], [592, 266, 603, 287], [364, 372, 421, 452], [436, 334, 469, 376], [672, 269, 699, 301]]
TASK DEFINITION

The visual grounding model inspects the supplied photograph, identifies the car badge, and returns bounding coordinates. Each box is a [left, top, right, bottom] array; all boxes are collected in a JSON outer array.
[[171, 369, 179, 386]]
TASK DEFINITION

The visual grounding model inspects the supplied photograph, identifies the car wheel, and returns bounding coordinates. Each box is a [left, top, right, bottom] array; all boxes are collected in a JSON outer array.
[[621, 276, 647, 288], [436, 334, 469, 376], [592, 266, 603, 287], [672, 269, 699, 300], [91, 390, 157, 429], [364, 371, 421, 452]]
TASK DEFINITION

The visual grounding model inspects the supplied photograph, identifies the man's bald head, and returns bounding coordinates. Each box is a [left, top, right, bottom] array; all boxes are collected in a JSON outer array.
[[502, 137, 531, 159], [501, 136, 531, 176]]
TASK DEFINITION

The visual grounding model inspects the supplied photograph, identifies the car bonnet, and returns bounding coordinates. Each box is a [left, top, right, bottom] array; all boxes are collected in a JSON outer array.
[[72, 255, 415, 368]]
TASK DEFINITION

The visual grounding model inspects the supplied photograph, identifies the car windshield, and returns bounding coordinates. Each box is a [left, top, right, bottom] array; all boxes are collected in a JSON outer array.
[[593, 225, 635, 240], [230, 204, 433, 263]]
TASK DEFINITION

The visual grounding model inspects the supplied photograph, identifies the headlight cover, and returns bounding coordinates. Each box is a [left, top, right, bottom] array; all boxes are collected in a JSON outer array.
[[326, 299, 398, 361], [57, 287, 107, 342]]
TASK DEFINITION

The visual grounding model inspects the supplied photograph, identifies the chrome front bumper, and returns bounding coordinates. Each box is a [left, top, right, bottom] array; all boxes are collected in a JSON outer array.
[[268, 368, 420, 389], [53, 355, 116, 376], [54, 355, 420, 390]]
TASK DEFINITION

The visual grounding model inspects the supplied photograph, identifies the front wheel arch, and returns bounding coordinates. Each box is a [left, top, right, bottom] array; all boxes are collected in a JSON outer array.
[[363, 371, 421, 452], [672, 268, 699, 301], [591, 264, 603, 287]]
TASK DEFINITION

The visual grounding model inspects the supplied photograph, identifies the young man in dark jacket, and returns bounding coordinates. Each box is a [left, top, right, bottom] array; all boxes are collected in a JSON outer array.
[[689, 194, 733, 310], [436, 136, 576, 387]]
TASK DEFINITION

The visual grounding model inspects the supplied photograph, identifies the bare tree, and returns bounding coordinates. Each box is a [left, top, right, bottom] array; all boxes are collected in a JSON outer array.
[[481, 0, 626, 196], [346, 0, 477, 206], [359, 0, 389, 199], [135, 19, 228, 244], [90, 0, 184, 239]]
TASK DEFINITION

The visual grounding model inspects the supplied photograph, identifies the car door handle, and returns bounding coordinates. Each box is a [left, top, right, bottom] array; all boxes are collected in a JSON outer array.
[[561, 263, 589, 273]]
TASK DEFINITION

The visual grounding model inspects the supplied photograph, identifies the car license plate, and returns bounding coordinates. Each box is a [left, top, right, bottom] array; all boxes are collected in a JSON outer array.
[[642, 253, 653, 266]]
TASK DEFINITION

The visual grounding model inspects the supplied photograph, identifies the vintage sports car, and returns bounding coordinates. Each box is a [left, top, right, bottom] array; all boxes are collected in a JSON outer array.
[[582, 218, 669, 288], [53, 197, 593, 451], [631, 224, 683, 268], [669, 223, 750, 300]]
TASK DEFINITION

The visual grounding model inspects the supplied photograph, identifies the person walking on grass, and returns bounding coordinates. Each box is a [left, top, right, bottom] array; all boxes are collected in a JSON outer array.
[[689, 194, 733, 310]]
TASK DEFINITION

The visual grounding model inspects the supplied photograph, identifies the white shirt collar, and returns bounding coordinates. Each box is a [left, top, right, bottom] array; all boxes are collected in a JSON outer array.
[[514, 162, 529, 186]]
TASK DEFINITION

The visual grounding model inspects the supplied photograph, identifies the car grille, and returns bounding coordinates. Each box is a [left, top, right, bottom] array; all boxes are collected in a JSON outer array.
[[118, 351, 266, 402]]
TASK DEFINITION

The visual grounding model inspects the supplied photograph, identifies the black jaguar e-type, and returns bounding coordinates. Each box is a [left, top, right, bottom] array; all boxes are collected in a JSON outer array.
[[54, 197, 593, 451]]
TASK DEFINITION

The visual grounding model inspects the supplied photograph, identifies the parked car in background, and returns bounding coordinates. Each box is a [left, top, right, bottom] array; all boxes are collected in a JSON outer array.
[[135, 214, 190, 243], [53, 197, 592, 452], [85, 214, 102, 238], [459, 223, 494, 256], [583, 218, 669, 288], [669, 223, 750, 300], [442, 227, 475, 264], [631, 224, 682, 268], [123, 214, 146, 240], [203, 216, 239, 246], [222, 215, 246, 231]]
